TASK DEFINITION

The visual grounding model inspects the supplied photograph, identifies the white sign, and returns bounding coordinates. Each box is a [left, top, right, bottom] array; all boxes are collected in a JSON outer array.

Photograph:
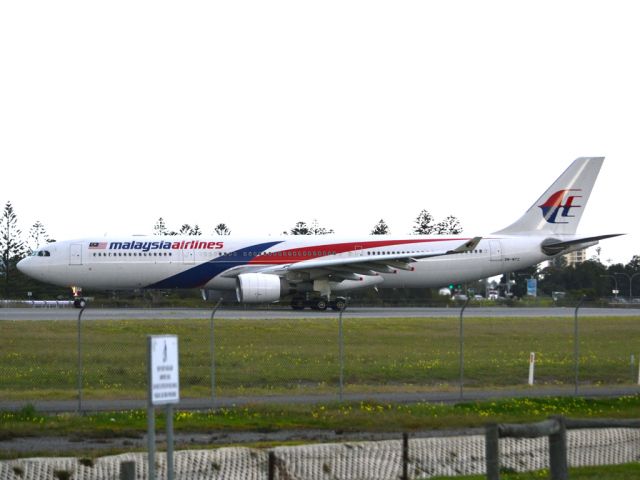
[[148, 335, 180, 405]]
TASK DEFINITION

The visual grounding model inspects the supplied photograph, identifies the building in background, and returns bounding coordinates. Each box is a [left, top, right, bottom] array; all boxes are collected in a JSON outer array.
[[564, 249, 587, 267]]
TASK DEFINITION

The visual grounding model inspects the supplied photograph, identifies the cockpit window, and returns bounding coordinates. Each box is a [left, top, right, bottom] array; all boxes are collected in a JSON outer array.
[[33, 250, 51, 257]]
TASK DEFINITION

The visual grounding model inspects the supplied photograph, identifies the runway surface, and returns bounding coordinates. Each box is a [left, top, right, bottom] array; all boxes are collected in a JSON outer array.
[[1, 306, 639, 321]]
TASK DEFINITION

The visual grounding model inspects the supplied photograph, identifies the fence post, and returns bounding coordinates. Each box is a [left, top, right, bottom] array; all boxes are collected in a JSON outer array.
[[210, 298, 223, 403], [268, 451, 276, 480], [119, 461, 136, 480], [459, 297, 470, 400], [549, 416, 568, 480], [338, 300, 347, 402], [402, 432, 409, 480], [77, 305, 86, 414], [166, 404, 175, 480], [574, 295, 586, 396], [485, 424, 500, 480]]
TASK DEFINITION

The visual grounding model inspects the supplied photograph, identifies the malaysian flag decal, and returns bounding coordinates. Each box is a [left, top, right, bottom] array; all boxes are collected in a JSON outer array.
[[89, 242, 107, 249]]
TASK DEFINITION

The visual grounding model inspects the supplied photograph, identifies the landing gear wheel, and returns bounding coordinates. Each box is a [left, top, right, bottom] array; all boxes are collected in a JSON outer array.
[[74, 298, 87, 309], [312, 298, 328, 311], [291, 297, 306, 310], [330, 297, 347, 311]]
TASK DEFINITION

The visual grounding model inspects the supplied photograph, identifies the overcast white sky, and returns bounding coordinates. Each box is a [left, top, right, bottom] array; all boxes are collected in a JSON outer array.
[[1, 1, 637, 264]]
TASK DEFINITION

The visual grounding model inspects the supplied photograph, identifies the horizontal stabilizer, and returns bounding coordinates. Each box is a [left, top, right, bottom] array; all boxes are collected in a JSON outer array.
[[541, 234, 624, 255]]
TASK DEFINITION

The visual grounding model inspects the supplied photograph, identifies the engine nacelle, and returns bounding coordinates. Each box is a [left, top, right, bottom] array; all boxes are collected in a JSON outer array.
[[236, 273, 283, 303]]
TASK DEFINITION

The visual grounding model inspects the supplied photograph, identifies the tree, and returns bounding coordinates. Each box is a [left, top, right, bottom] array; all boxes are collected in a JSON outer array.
[[309, 219, 334, 235], [626, 255, 640, 272], [28, 220, 51, 252], [178, 224, 202, 235], [371, 219, 390, 235], [153, 217, 168, 235], [214, 223, 231, 235], [0, 201, 26, 296], [288, 222, 310, 235], [412, 210, 435, 235], [434, 215, 463, 235], [287, 220, 334, 235]]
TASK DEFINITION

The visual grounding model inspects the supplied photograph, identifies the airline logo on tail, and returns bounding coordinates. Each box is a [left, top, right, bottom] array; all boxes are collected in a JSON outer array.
[[538, 189, 582, 224]]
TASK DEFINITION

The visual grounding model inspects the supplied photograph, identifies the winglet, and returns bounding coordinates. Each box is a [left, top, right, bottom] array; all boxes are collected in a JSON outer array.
[[448, 236, 482, 254]]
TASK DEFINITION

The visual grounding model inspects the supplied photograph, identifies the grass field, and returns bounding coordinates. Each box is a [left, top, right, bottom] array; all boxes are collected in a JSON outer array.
[[1, 315, 640, 400], [2, 396, 640, 451]]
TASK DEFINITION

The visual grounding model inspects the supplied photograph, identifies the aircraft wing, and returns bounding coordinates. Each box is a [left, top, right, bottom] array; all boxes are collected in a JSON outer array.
[[239, 236, 483, 279]]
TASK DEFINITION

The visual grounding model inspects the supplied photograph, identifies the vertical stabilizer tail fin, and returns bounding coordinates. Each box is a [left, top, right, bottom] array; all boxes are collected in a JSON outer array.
[[494, 157, 604, 235]]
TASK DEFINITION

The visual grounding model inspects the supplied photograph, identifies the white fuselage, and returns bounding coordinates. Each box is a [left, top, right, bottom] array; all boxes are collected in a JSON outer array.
[[18, 234, 550, 293]]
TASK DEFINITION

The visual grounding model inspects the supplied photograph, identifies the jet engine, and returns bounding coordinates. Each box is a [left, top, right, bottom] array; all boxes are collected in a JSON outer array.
[[236, 273, 283, 303]]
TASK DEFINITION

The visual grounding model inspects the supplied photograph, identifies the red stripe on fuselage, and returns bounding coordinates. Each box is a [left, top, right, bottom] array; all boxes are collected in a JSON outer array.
[[247, 238, 467, 265]]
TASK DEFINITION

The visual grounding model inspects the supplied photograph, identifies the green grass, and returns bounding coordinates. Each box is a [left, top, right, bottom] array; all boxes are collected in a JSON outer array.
[[3, 396, 640, 440], [429, 462, 640, 479], [3, 396, 640, 460], [1, 316, 640, 400]]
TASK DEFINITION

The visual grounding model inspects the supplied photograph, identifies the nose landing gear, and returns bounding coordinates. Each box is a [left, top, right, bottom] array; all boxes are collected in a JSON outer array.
[[71, 286, 87, 309]]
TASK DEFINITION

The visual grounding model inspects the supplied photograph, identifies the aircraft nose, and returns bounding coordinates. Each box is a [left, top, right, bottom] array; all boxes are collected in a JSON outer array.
[[17, 257, 31, 276]]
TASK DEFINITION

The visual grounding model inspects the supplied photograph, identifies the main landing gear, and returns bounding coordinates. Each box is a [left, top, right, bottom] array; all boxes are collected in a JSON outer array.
[[291, 296, 346, 311]]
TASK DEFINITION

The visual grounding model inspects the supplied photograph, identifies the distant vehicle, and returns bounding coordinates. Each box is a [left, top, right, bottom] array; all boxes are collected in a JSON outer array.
[[473, 294, 484, 300], [610, 297, 627, 304], [453, 294, 469, 301], [487, 289, 499, 300], [552, 291, 566, 302], [18, 157, 621, 310], [438, 288, 452, 296]]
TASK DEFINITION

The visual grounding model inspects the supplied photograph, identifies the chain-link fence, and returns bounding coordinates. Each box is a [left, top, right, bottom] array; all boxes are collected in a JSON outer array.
[[1, 307, 640, 406]]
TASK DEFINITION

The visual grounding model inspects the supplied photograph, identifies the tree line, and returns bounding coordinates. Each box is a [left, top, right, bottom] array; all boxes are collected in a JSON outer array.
[[150, 209, 463, 237]]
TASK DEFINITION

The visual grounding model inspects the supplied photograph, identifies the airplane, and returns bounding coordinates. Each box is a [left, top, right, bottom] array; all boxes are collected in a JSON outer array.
[[17, 157, 621, 310]]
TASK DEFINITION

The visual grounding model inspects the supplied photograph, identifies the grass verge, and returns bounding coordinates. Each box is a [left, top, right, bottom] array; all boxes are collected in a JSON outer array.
[[3, 395, 640, 441]]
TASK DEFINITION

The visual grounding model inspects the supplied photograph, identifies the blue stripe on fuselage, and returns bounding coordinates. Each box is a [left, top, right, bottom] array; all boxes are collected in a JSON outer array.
[[147, 241, 283, 289]]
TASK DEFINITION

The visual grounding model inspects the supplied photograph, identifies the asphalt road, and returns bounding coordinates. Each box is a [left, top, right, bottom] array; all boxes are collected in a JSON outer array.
[[1, 306, 640, 321]]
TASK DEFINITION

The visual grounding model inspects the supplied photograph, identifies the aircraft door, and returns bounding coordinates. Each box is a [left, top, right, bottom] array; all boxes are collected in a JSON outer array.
[[69, 243, 83, 265], [182, 249, 195, 264], [489, 240, 503, 261]]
